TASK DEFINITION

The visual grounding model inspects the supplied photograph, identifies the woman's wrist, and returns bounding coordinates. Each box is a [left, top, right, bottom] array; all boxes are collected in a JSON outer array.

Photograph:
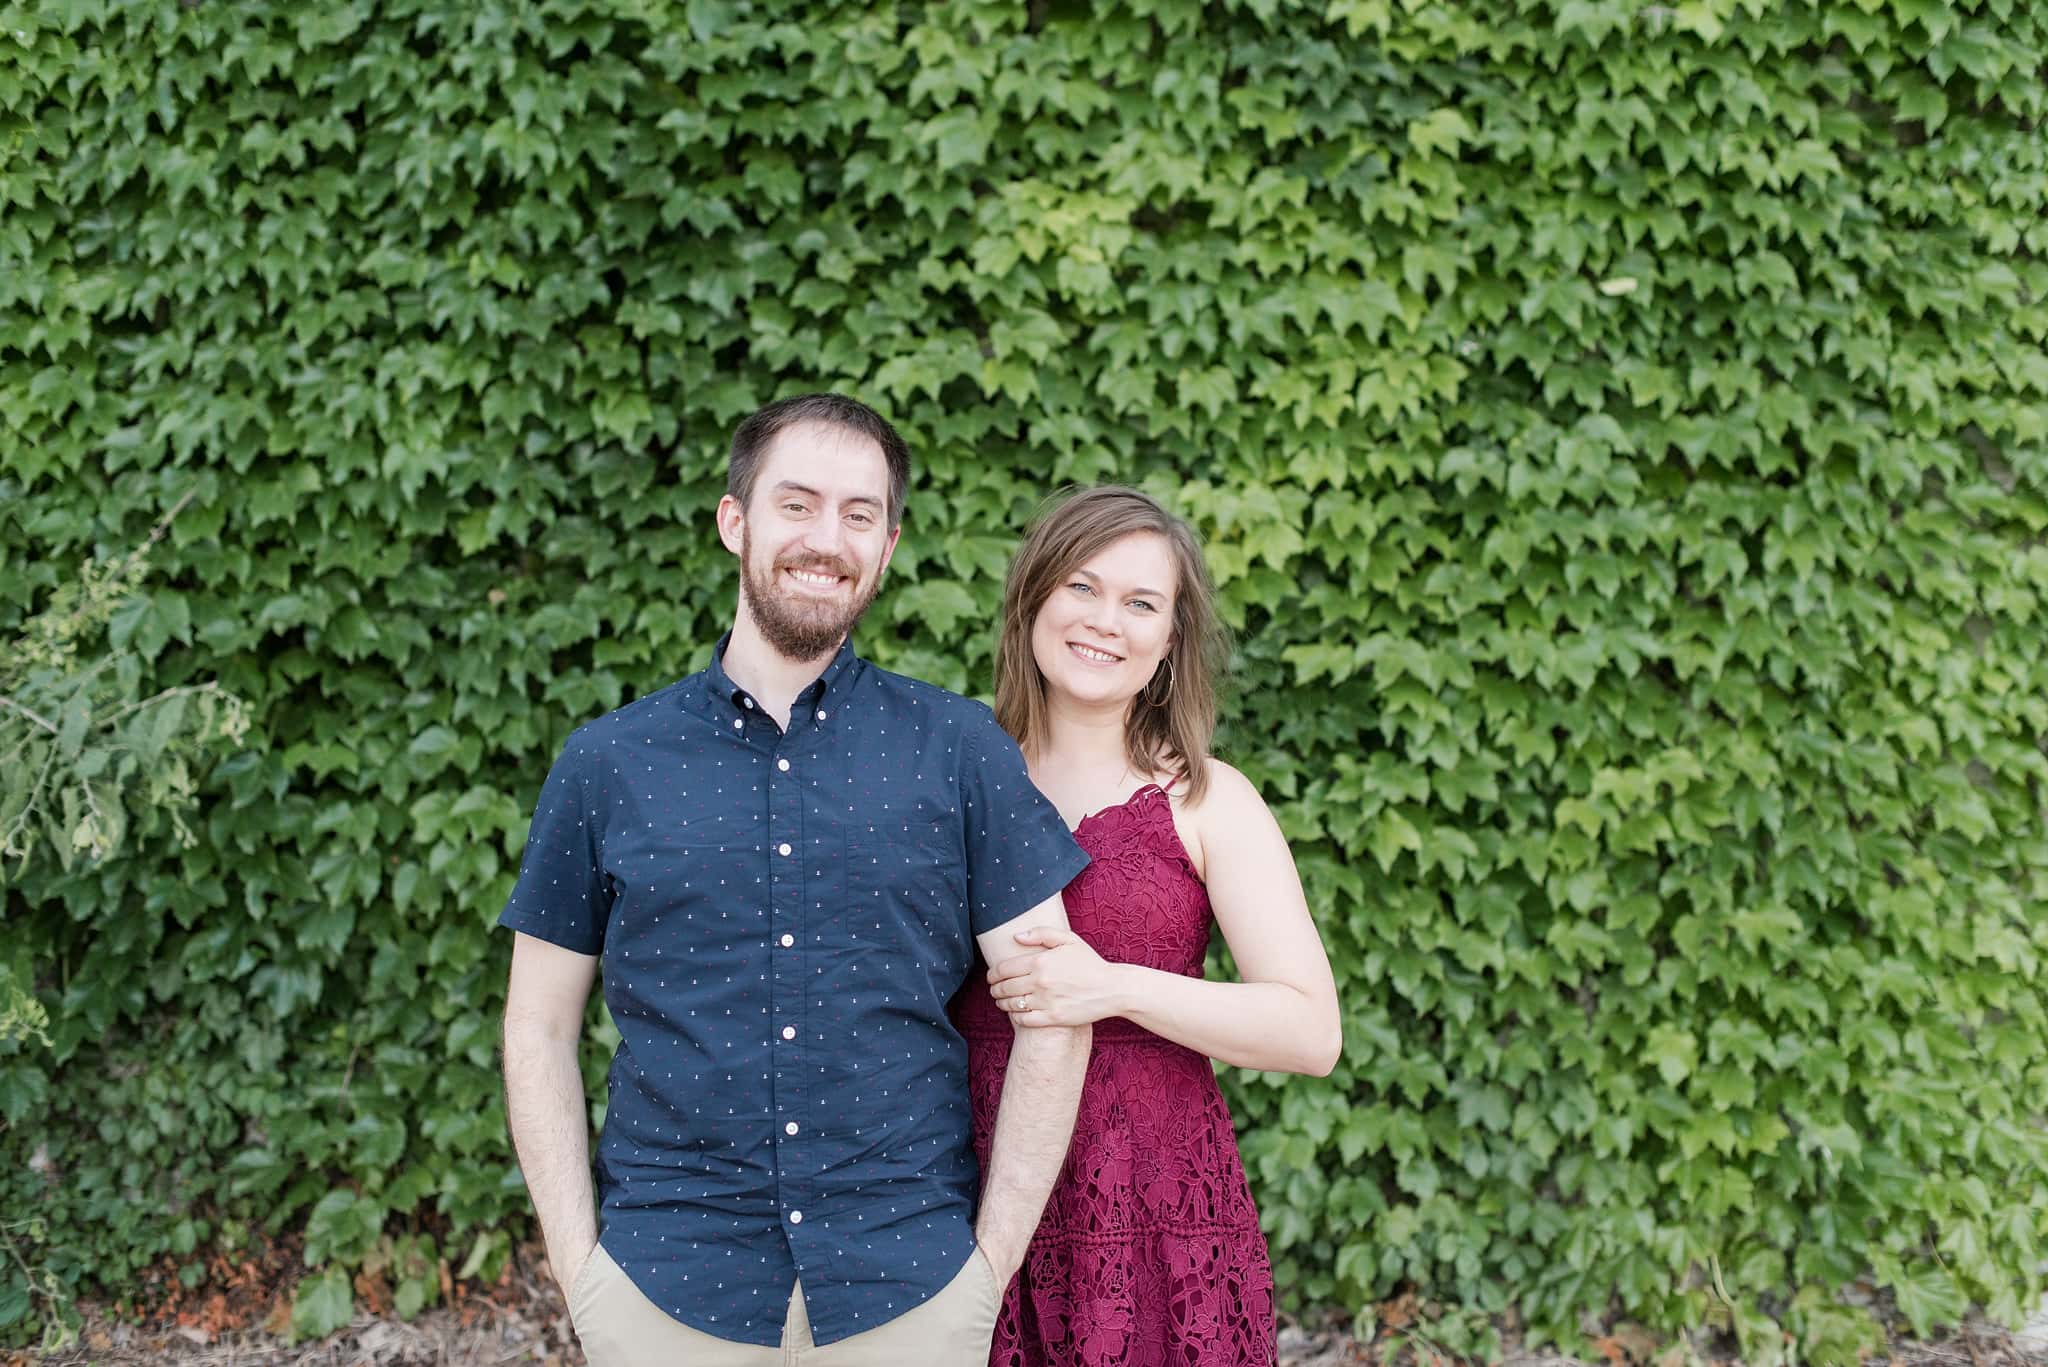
[[1107, 961, 1148, 1021]]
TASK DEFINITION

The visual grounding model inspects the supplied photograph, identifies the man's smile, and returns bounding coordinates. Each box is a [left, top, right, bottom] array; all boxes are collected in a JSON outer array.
[[784, 567, 846, 589]]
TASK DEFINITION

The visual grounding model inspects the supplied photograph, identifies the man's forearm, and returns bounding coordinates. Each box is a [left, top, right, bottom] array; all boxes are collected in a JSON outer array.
[[502, 1024, 598, 1287], [974, 1022, 1090, 1281]]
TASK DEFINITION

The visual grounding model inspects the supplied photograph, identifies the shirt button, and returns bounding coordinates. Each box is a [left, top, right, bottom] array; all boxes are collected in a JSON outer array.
[[789, 1210, 803, 1224], [781, 1025, 796, 1040], [785, 1122, 799, 1136], [777, 759, 790, 772], [815, 709, 826, 721], [778, 842, 792, 856], [780, 934, 794, 948], [732, 717, 743, 731], [741, 697, 754, 709]]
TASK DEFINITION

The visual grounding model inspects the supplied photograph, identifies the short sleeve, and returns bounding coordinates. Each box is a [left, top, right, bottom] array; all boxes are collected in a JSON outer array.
[[498, 730, 611, 955], [959, 713, 1089, 936]]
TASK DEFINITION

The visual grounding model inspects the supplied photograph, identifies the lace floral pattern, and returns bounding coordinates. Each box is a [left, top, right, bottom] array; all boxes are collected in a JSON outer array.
[[954, 786, 1277, 1367]]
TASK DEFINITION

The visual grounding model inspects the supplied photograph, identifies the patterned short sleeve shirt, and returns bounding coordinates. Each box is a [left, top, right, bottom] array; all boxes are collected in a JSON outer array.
[[499, 635, 1088, 1346]]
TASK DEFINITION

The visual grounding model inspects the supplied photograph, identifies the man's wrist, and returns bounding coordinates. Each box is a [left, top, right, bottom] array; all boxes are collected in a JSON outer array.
[[549, 1229, 599, 1289], [975, 1223, 1022, 1282]]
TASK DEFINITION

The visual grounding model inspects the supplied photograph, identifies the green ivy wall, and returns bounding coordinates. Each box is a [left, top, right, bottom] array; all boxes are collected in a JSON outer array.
[[4, 0, 2046, 1354]]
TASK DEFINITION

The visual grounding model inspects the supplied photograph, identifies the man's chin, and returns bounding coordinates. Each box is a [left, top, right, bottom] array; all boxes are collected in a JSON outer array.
[[742, 566, 879, 662], [772, 597, 854, 632], [758, 603, 864, 661]]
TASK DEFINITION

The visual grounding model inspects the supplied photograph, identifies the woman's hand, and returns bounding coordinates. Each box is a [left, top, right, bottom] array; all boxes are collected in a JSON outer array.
[[988, 927, 1125, 1028]]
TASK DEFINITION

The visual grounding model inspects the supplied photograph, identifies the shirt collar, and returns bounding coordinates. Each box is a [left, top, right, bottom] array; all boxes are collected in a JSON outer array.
[[703, 631, 862, 715]]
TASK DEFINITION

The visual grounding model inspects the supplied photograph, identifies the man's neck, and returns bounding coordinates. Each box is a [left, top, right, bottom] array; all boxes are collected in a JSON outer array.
[[721, 617, 839, 732]]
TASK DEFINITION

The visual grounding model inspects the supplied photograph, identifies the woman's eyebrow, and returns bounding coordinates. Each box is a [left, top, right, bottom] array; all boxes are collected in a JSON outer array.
[[1076, 567, 1168, 599]]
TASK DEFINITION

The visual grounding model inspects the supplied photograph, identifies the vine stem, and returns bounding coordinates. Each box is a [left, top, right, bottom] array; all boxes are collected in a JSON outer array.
[[0, 694, 58, 733], [125, 485, 199, 572], [103, 682, 225, 726]]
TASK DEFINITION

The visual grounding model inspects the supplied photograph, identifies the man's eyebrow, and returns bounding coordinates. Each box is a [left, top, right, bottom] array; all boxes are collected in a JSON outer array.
[[768, 480, 883, 508]]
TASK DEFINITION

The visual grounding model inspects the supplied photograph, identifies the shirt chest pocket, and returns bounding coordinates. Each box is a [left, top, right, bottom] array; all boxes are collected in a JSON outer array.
[[843, 813, 970, 965]]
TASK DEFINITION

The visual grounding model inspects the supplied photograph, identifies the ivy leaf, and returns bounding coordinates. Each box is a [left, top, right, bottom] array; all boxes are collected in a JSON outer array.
[[1896, 84, 1949, 133], [895, 581, 978, 638], [1642, 1026, 1698, 1086], [1408, 108, 1475, 158], [925, 108, 989, 172], [1878, 1258, 1967, 1338], [592, 390, 653, 442], [1367, 809, 1422, 874], [290, 1265, 354, 1342]]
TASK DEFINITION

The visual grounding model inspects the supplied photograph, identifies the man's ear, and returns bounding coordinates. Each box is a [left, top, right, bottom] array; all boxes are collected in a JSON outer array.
[[876, 524, 902, 579], [716, 494, 745, 555]]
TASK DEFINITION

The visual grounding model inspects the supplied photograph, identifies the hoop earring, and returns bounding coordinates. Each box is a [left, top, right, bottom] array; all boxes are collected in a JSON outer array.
[[1146, 660, 1174, 708]]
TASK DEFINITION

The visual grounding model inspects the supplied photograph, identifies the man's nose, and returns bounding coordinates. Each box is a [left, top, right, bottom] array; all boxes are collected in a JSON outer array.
[[800, 512, 850, 557]]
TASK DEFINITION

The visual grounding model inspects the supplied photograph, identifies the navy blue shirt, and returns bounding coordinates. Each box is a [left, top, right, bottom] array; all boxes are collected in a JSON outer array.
[[500, 636, 1087, 1346]]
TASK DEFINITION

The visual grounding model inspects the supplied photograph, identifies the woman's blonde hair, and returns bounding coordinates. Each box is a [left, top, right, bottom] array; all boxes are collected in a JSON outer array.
[[993, 486, 1229, 804]]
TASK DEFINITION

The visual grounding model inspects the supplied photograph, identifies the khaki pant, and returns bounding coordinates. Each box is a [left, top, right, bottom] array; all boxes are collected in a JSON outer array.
[[569, 1242, 1001, 1367]]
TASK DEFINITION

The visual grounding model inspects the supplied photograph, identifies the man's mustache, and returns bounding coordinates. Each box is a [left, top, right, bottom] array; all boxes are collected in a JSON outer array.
[[774, 554, 857, 580]]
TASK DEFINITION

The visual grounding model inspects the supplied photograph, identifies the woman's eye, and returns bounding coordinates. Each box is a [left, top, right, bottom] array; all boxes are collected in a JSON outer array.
[[1129, 600, 1157, 613], [1068, 582, 1093, 595]]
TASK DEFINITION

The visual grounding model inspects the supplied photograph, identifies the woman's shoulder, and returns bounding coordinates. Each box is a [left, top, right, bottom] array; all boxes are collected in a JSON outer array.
[[1167, 756, 1264, 819], [1158, 759, 1271, 882]]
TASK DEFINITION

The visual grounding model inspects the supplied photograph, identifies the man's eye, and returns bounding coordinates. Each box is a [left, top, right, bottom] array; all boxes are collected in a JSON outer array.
[[784, 503, 807, 514], [848, 513, 873, 526]]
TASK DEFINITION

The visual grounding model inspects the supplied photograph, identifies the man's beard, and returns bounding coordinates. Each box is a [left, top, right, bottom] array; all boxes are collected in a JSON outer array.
[[739, 528, 883, 662]]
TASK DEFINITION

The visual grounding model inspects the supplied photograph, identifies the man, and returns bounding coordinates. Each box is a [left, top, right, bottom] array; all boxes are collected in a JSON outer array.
[[499, 393, 1091, 1365]]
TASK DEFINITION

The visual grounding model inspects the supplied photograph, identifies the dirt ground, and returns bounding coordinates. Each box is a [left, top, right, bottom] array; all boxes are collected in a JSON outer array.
[[16, 1240, 2047, 1366]]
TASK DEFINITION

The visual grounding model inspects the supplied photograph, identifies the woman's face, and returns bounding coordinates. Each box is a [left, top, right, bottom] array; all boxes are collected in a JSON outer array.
[[1029, 531, 1178, 711]]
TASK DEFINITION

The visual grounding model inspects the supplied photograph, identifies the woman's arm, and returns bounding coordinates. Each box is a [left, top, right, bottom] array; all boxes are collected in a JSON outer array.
[[991, 760, 1341, 1076]]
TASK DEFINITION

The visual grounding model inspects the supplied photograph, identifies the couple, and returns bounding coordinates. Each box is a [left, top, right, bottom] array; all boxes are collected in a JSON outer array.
[[499, 393, 1341, 1367]]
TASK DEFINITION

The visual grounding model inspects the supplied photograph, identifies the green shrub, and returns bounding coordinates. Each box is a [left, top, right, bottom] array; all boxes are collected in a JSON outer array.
[[3, 0, 2045, 1354]]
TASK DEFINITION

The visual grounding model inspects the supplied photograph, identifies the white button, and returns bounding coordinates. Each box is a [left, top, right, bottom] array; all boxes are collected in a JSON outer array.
[[789, 1210, 803, 1224], [815, 710, 826, 721], [732, 717, 743, 730], [778, 842, 792, 856], [777, 759, 790, 772], [741, 697, 753, 708], [780, 934, 794, 948], [785, 1122, 799, 1136], [781, 1025, 796, 1040]]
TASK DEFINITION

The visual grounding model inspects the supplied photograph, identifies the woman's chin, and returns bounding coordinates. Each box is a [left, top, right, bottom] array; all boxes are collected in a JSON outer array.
[[1047, 676, 1143, 711]]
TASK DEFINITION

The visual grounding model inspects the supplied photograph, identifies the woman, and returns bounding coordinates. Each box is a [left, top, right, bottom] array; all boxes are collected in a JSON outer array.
[[952, 486, 1342, 1367]]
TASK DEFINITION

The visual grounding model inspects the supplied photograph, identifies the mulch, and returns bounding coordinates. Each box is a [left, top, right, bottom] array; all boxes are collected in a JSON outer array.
[[15, 1238, 2046, 1366]]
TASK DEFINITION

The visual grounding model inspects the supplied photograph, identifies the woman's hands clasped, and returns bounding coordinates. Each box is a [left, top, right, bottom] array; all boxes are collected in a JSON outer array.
[[988, 926, 1124, 1028]]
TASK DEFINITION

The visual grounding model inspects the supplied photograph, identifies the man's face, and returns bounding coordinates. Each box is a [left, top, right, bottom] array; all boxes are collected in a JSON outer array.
[[720, 422, 900, 663]]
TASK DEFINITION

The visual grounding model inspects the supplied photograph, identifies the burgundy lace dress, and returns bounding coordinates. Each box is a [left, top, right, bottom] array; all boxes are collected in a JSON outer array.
[[953, 784, 1277, 1367]]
